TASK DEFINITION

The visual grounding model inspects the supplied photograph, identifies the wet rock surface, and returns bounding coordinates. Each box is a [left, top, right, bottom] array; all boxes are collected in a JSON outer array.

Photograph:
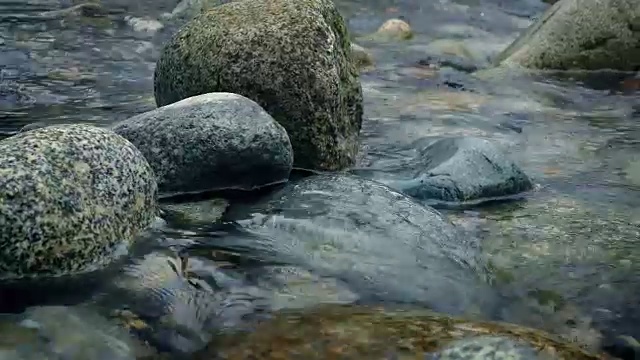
[[225, 174, 500, 317], [153, 0, 363, 171], [0, 124, 157, 281], [356, 137, 534, 206], [112, 93, 293, 198], [191, 304, 608, 360]]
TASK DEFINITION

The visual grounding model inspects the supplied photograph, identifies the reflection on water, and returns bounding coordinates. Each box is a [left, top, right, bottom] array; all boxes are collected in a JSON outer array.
[[0, 0, 638, 346]]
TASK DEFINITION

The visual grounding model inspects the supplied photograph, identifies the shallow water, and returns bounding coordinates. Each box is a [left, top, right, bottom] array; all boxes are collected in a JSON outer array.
[[0, 0, 639, 350]]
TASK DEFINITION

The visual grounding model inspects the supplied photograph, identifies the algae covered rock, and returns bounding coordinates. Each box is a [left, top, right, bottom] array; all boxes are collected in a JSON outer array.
[[193, 305, 607, 359], [112, 93, 293, 197], [153, 0, 363, 171], [224, 174, 499, 317], [0, 124, 157, 280], [494, 0, 640, 70]]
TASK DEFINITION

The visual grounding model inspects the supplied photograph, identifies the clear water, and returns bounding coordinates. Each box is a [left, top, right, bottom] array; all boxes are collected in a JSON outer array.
[[0, 0, 638, 350]]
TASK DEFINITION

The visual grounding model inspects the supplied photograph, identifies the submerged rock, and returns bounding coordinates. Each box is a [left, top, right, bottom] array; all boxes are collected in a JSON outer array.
[[101, 249, 268, 354], [192, 304, 608, 359], [494, 0, 640, 71], [153, 0, 363, 171], [112, 93, 293, 197], [0, 305, 152, 360], [359, 137, 533, 206], [224, 174, 499, 317], [0, 124, 157, 281]]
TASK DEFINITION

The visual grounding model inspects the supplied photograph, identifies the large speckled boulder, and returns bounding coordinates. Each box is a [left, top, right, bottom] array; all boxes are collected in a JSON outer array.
[[192, 305, 608, 359], [111, 93, 293, 197], [153, 0, 363, 171], [0, 124, 157, 281], [224, 174, 499, 317], [356, 137, 533, 206], [494, 0, 640, 70]]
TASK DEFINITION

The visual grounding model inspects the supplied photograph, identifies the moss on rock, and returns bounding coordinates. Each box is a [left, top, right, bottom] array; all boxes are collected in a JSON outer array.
[[495, 0, 640, 71], [154, 0, 363, 171]]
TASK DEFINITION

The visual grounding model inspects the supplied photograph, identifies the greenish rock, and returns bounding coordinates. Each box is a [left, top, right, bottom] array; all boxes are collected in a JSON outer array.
[[0, 305, 153, 360], [153, 0, 363, 171], [191, 305, 608, 359], [350, 43, 374, 71], [494, 0, 640, 70], [0, 124, 157, 280], [161, 198, 229, 228]]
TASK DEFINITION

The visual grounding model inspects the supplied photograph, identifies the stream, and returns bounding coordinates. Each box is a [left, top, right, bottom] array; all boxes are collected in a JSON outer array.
[[0, 0, 639, 356]]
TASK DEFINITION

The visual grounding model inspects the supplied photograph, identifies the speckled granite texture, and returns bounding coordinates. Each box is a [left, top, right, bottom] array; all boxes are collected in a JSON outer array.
[[111, 93, 293, 197], [0, 124, 157, 280], [153, 0, 363, 171]]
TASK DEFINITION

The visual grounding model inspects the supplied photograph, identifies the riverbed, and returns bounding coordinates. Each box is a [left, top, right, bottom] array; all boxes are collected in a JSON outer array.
[[1, 0, 638, 350]]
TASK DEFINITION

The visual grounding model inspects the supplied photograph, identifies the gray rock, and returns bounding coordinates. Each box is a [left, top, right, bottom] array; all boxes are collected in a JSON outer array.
[[494, 0, 640, 71], [153, 0, 363, 171], [428, 336, 548, 360], [0, 305, 151, 360], [224, 174, 499, 317], [0, 124, 157, 280], [111, 93, 293, 197], [372, 137, 533, 205]]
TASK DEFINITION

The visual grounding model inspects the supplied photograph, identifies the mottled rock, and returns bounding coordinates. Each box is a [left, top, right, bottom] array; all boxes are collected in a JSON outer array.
[[153, 0, 363, 171], [362, 137, 533, 205], [112, 93, 293, 197], [0, 305, 152, 360], [494, 0, 640, 70], [375, 18, 413, 40], [0, 124, 157, 280], [192, 305, 607, 359], [224, 174, 499, 317], [350, 43, 374, 71]]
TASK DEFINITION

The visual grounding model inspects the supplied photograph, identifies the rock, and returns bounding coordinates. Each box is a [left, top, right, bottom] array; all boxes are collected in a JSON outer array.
[[0, 124, 157, 280], [494, 0, 640, 71], [192, 304, 608, 359], [0, 305, 153, 360], [374, 18, 413, 40], [111, 93, 293, 197], [363, 137, 533, 205], [160, 198, 229, 229], [224, 174, 499, 317], [350, 43, 374, 71], [430, 336, 549, 359], [125, 16, 164, 35], [153, 0, 363, 171]]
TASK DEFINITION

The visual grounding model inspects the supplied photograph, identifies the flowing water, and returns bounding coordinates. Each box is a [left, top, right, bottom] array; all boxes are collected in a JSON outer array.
[[1, 0, 639, 352]]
